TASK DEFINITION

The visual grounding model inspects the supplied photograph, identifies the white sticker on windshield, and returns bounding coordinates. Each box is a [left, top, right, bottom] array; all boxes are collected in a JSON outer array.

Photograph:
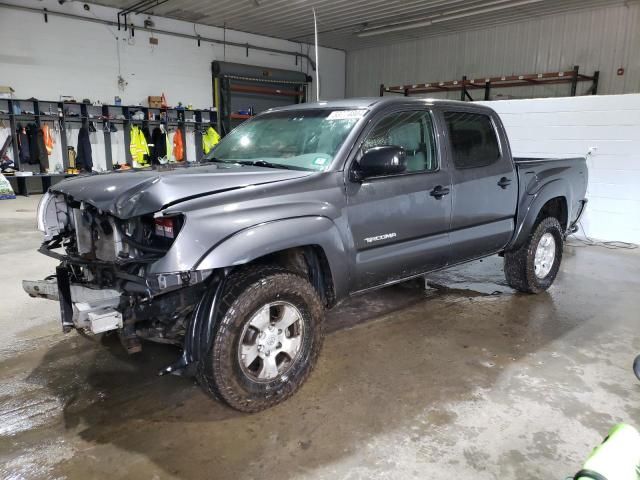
[[314, 157, 327, 165], [327, 110, 367, 120]]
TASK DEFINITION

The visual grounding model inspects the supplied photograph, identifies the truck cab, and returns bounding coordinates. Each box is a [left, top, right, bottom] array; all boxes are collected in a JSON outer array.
[[343, 101, 519, 291]]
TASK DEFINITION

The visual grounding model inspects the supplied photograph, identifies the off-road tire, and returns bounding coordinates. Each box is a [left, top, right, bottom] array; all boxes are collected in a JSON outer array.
[[504, 217, 564, 293], [197, 265, 325, 413]]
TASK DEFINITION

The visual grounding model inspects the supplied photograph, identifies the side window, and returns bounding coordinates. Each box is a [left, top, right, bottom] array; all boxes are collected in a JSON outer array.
[[443, 111, 500, 169], [363, 110, 437, 173]]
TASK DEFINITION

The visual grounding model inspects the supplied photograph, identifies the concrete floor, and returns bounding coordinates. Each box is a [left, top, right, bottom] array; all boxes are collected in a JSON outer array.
[[1, 195, 639, 480]]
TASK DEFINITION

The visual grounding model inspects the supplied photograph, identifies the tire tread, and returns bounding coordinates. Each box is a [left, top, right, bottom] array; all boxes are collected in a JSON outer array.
[[504, 217, 563, 294], [197, 265, 324, 412]]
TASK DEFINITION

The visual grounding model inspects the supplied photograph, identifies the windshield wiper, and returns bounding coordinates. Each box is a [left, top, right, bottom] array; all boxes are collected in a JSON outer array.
[[236, 160, 294, 170], [201, 157, 232, 164]]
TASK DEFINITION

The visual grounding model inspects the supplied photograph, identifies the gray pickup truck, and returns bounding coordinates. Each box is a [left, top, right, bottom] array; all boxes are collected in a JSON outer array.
[[25, 97, 587, 412]]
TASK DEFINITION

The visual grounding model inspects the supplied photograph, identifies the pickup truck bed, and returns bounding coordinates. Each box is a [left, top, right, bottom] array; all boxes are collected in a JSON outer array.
[[512, 156, 588, 243]]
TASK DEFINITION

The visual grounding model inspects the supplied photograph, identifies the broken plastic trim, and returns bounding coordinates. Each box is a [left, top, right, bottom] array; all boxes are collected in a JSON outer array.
[[159, 269, 229, 376], [154, 269, 214, 292]]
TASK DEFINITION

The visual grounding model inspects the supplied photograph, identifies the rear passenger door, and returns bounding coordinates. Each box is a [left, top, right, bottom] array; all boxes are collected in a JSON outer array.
[[442, 109, 517, 262]]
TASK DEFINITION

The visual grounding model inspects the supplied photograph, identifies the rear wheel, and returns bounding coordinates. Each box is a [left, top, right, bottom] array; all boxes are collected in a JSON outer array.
[[198, 266, 324, 412], [504, 217, 564, 293]]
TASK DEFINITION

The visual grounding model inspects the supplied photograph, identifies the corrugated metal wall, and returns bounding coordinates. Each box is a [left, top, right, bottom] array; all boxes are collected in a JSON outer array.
[[346, 3, 640, 99]]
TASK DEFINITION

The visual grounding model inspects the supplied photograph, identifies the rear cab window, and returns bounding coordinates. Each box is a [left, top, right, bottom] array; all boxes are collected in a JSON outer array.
[[443, 111, 501, 169]]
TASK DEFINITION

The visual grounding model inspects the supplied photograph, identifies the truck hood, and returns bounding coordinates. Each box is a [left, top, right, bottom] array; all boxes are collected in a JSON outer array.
[[51, 164, 313, 218]]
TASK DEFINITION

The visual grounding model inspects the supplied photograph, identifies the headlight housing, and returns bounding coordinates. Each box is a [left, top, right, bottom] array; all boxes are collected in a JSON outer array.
[[37, 192, 69, 240], [36, 192, 53, 235]]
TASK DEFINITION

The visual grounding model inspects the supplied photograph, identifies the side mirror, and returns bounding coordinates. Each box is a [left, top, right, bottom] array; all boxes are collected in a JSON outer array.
[[352, 146, 407, 181]]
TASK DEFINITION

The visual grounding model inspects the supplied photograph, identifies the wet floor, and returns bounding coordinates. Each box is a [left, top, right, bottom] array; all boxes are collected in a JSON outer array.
[[1, 196, 639, 479]]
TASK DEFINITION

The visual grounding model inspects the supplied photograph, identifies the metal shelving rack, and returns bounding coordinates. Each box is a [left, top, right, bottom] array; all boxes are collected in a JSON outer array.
[[212, 61, 311, 136], [1, 98, 218, 169], [0, 97, 218, 194], [380, 65, 600, 101]]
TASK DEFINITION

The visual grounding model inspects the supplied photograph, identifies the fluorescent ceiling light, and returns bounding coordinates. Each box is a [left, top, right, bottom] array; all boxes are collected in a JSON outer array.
[[356, 0, 544, 37]]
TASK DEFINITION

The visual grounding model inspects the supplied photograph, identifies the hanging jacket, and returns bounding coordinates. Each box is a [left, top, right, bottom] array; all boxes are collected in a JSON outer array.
[[130, 125, 150, 167], [173, 128, 184, 162], [164, 128, 172, 163], [142, 126, 152, 163], [36, 128, 49, 172], [42, 124, 55, 155], [17, 124, 31, 165], [26, 123, 40, 165], [139, 127, 150, 165], [150, 127, 166, 164], [76, 127, 93, 172], [202, 126, 221, 155]]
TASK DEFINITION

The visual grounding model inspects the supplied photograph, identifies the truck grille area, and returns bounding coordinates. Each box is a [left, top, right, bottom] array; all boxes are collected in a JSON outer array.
[[39, 194, 183, 295]]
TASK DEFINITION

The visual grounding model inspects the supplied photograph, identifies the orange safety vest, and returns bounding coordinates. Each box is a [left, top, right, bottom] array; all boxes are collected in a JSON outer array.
[[42, 124, 54, 155], [173, 129, 184, 162]]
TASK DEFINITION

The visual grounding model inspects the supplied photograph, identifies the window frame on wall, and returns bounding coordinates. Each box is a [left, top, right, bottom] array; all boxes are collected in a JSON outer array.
[[358, 108, 440, 178], [442, 110, 502, 170]]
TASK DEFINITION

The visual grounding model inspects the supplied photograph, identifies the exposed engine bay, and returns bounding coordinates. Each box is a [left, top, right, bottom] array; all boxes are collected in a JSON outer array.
[[24, 192, 213, 354]]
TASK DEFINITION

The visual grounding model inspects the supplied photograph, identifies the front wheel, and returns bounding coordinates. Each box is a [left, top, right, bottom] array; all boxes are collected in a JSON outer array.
[[198, 266, 325, 412], [504, 217, 564, 293]]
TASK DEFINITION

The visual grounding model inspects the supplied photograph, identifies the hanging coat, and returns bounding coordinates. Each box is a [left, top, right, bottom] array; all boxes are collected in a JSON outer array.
[[76, 127, 93, 172], [164, 128, 172, 163], [173, 128, 184, 162], [150, 127, 166, 164], [36, 128, 49, 172], [202, 126, 221, 154], [26, 123, 41, 165], [142, 126, 152, 163], [17, 125, 31, 165], [129, 125, 150, 167], [42, 124, 54, 155]]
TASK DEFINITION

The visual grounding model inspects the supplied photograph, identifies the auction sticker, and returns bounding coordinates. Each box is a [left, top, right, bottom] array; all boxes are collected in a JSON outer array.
[[327, 110, 367, 120]]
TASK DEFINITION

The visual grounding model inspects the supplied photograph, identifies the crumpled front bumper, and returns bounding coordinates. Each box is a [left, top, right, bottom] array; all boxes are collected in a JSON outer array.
[[23, 266, 123, 334]]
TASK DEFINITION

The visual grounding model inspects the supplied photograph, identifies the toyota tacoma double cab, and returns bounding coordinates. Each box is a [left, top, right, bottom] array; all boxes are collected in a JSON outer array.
[[25, 97, 588, 412]]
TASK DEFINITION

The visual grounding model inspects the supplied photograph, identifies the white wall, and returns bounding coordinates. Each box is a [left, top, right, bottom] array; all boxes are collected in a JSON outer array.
[[478, 94, 640, 244], [0, 0, 346, 106], [346, 3, 640, 99]]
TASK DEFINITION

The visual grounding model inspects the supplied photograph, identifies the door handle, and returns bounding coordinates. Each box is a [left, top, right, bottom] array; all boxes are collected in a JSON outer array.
[[429, 185, 450, 199], [497, 177, 512, 189]]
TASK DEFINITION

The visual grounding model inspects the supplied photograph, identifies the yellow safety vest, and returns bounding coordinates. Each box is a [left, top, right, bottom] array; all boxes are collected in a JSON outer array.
[[202, 126, 221, 154], [130, 125, 150, 167]]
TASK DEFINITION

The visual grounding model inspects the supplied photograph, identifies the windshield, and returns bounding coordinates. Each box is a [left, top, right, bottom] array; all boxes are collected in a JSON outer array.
[[207, 109, 366, 171]]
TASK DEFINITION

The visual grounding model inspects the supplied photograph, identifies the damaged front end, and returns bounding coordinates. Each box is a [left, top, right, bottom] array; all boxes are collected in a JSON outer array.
[[24, 191, 219, 365]]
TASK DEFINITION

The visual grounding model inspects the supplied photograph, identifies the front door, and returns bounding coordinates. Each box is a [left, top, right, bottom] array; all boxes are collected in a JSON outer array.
[[346, 109, 452, 291]]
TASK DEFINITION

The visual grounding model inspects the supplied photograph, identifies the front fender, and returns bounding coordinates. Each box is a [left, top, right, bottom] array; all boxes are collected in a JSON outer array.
[[510, 178, 571, 250], [195, 216, 349, 301]]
